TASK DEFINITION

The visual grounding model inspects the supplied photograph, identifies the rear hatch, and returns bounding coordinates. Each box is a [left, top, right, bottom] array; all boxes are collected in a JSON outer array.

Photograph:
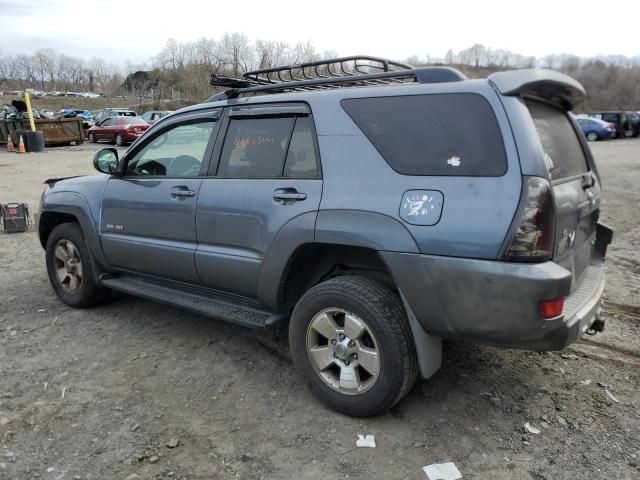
[[526, 100, 600, 290]]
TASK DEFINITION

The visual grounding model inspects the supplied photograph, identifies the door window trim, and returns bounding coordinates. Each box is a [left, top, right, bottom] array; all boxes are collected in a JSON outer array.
[[206, 102, 322, 179], [118, 109, 221, 179]]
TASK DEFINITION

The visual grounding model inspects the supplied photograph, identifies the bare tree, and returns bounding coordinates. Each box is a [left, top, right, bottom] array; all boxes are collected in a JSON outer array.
[[220, 33, 253, 77]]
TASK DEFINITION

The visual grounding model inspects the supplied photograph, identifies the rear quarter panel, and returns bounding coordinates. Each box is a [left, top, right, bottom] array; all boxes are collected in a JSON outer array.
[[308, 81, 522, 259]]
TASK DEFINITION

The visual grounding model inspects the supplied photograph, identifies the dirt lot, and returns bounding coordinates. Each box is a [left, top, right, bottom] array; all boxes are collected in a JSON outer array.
[[0, 141, 639, 480]]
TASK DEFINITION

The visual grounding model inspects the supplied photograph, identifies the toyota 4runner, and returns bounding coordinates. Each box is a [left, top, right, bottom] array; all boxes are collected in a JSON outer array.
[[37, 56, 613, 416]]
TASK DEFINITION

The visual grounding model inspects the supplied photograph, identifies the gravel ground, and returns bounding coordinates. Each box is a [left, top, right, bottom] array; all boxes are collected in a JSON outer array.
[[0, 141, 638, 480]]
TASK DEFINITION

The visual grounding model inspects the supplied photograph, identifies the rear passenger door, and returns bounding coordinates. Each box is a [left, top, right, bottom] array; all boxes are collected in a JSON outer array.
[[195, 104, 322, 298]]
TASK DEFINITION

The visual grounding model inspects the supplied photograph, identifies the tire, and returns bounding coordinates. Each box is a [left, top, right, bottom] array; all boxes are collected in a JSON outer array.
[[115, 134, 125, 146], [45, 222, 106, 308], [586, 131, 598, 142], [289, 275, 418, 416], [88, 133, 96, 143]]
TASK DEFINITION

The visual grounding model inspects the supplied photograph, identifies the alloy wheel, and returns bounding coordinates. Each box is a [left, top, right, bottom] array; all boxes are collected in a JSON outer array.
[[53, 239, 83, 293], [306, 307, 381, 395]]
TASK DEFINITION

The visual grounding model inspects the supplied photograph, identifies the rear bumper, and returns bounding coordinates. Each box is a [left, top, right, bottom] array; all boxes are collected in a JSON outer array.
[[381, 252, 605, 351]]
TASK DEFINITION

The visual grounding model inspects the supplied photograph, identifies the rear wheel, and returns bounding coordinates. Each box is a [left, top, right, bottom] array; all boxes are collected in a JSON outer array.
[[45, 223, 106, 308], [289, 275, 418, 416], [586, 131, 598, 141], [115, 134, 125, 146]]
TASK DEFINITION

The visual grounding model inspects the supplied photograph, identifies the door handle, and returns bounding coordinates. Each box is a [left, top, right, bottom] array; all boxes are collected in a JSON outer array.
[[171, 187, 196, 198], [273, 188, 307, 202]]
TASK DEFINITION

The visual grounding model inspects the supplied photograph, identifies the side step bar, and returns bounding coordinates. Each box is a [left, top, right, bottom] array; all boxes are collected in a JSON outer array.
[[99, 274, 287, 329]]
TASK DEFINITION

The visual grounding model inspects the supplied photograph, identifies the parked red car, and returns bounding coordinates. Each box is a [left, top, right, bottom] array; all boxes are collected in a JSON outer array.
[[87, 116, 150, 146]]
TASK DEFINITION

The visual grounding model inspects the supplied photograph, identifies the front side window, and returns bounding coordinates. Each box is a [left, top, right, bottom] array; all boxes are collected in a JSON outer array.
[[341, 94, 507, 176], [218, 117, 295, 178], [126, 121, 217, 177]]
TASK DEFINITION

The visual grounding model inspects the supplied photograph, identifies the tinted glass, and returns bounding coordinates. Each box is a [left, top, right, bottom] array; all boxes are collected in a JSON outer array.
[[283, 116, 319, 178], [341, 94, 507, 176], [218, 117, 295, 178], [126, 121, 217, 177], [527, 101, 589, 180]]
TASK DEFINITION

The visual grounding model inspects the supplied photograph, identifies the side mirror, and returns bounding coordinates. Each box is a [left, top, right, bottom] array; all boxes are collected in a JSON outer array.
[[93, 148, 120, 175]]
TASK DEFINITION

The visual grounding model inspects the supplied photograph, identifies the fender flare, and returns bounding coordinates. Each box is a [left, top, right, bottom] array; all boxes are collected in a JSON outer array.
[[257, 209, 419, 310], [39, 191, 110, 272]]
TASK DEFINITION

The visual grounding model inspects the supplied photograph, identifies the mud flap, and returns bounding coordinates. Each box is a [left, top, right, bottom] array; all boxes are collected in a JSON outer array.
[[400, 292, 442, 379]]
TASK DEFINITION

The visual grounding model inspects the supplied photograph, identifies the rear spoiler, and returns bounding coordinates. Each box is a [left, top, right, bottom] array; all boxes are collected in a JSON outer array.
[[488, 69, 586, 110]]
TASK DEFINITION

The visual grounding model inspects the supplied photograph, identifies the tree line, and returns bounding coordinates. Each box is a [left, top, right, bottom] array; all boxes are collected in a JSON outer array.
[[1, 38, 640, 111]]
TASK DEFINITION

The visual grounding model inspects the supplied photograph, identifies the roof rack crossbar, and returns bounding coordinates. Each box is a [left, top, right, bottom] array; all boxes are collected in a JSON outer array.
[[241, 55, 412, 85], [207, 57, 467, 101]]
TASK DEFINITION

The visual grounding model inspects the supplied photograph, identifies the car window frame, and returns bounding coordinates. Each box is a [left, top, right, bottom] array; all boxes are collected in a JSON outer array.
[[118, 109, 222, 179], [207, 102, 322, 179], [525, 96, 594, 186]]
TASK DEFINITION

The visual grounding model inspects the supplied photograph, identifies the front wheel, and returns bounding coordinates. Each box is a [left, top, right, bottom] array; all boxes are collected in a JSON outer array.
[[88, 133, 96, 143], [586, 131, 598, 142], [289, 275, 418, 416], [115, 134, 125, 146], [45, 222, 106, 308]]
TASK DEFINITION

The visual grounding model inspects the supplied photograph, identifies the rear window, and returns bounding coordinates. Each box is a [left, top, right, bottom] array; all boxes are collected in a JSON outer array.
[[123, 117, 147, 125], [341, 93, 507, 176], [527, 101, 589, 180]]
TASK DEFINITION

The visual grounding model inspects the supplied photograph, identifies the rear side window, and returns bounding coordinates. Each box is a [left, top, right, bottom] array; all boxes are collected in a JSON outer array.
[[218, 117, 295, 178], [526, 101, 589, 180], [341, 94, 507, 176], [284, 116, 320, 178]]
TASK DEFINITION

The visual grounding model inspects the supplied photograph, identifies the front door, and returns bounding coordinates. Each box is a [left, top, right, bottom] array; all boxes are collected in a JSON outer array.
[[195, 105, 322, 298], [100, 112, 220, 284], [95, 117, 114, 140]]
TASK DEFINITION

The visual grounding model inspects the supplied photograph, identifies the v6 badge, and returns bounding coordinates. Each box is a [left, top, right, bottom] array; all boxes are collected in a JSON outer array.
[[399, 190, 444, 226]]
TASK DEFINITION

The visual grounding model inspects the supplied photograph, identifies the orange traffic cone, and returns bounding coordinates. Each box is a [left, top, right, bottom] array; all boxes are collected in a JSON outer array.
[[17, 134, 26, 154], [6, 136, 14, 152]]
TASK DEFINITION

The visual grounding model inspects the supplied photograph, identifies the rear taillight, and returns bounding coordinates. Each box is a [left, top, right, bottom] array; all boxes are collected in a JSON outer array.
[[502, 177, 555, 262]]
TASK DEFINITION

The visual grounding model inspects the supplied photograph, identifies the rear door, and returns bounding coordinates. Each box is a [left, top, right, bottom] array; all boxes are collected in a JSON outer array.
[[195, 104, 322, 298], [526, 100, 601, 288]]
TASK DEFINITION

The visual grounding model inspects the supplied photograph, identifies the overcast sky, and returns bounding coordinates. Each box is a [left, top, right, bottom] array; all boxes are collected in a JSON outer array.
[[3, 0, 640, 64]]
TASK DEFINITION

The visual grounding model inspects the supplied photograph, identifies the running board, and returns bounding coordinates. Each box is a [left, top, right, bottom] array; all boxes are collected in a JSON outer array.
[[99, 274, 286, 329]]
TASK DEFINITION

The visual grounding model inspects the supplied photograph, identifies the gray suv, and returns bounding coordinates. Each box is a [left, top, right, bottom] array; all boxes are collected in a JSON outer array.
[[37, 57, 612, 416]]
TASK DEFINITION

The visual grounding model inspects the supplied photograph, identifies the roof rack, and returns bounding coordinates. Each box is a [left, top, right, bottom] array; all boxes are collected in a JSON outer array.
[[208, 55, 467, 101]]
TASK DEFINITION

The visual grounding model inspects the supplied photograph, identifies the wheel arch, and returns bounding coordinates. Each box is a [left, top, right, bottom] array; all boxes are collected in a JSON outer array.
[[257, 209, 419, 311], [276, 243, 396, 312], [39, 192, 110, 272]]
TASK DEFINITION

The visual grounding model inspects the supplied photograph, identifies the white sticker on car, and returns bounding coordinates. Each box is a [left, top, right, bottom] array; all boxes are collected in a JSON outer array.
[[447, 155, 461, 167]]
